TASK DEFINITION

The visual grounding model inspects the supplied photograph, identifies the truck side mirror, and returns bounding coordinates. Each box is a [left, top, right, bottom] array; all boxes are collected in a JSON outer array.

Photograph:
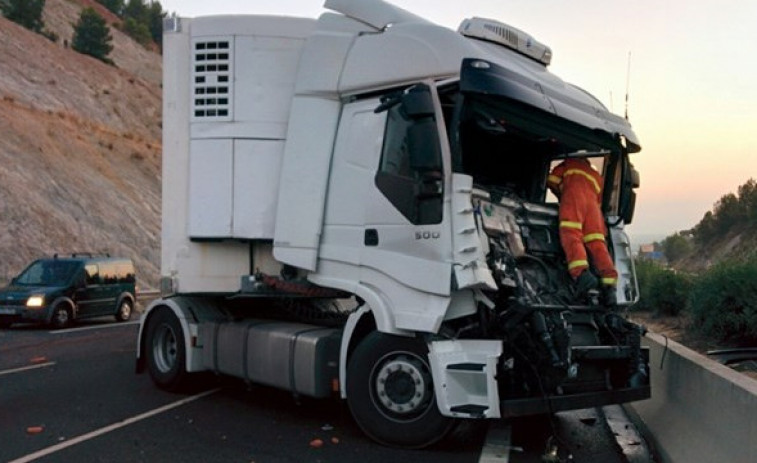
[[622, 191, 637, 225], [621, 162, 640, 224], [401, 85, 435, 119], [629, 164, 640, 189]]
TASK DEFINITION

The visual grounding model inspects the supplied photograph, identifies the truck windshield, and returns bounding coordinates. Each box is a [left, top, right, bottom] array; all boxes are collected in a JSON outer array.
[[16, 260, 80, 286], [454, 94, 619, 204]]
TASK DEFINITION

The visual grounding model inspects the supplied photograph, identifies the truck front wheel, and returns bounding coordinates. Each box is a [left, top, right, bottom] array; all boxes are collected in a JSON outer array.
[[346, 332, 456, 448], [145, 307, 190, 391]]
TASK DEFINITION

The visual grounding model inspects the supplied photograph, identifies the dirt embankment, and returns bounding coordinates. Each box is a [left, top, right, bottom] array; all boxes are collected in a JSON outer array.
[[0, 0, 162, 288]]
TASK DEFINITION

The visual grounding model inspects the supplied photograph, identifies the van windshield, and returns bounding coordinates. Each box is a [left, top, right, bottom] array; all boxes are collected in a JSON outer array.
[[16, 260, 80, 286]]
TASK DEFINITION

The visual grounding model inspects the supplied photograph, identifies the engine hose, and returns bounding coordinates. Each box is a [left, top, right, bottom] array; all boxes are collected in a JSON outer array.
[[531, 312, 563, 367], [515, 254, 560, 295]]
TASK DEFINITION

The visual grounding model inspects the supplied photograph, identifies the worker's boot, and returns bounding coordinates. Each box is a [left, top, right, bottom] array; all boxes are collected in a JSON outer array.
[[601, 285, 617, 307], [574, 270, 598, 297]]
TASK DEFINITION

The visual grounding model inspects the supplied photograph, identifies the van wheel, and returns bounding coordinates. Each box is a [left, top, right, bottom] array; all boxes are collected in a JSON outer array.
[[346, 332, 456, 448], [115, 300, 133, 322], [50, 304, 72, 329], [145, 308, 190, 391]]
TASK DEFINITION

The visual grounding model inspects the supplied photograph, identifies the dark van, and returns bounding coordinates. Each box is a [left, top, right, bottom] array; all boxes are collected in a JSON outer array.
[[0, 254, 136, 329]]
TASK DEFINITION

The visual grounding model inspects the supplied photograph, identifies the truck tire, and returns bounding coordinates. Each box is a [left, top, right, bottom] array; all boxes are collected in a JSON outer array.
[[346, 332, 456, 448], [145, 307, 190, 391]]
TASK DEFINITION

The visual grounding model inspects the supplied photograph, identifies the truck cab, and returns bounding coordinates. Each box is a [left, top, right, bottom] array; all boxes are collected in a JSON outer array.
[[138, 0, 648, 448]]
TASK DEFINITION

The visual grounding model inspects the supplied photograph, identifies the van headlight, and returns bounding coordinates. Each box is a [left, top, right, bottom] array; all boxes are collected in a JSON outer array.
[[26, 295, 45, 308]]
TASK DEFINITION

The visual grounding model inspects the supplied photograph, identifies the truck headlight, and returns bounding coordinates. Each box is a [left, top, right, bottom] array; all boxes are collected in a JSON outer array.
[[26, 296, 45, 308]]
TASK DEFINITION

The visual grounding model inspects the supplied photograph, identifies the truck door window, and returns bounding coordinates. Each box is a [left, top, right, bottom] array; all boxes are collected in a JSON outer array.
[[375, 87, 443, 225]]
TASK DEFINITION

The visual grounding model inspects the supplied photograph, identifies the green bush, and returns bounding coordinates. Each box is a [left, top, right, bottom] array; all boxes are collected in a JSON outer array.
[[72, 7, 114, 64], [96, 0, 124, 16], [688, 256, 757, 343], [633, 259, 691, 316], [122, 16, 151, 46], [2, 0, 45, 32]]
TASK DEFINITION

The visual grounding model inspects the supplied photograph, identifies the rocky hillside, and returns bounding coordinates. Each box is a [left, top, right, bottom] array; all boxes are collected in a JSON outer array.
[[0, 0, 162, 288]]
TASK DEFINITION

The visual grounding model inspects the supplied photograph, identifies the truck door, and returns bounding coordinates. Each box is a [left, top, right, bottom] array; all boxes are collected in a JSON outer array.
[[365, 85, 452, 294], [320, 84, 453, 313]]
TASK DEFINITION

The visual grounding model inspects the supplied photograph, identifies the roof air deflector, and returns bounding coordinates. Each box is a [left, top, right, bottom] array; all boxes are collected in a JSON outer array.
[[324, 0, 431, 30]]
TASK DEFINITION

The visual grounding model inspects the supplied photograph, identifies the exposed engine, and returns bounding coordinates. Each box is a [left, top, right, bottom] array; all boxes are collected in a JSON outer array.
[[451, 187, 648, 402]]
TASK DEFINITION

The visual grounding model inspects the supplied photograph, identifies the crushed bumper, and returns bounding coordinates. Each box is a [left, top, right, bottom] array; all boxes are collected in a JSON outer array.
[[430, 340, 650, 419], [500, 385, 651, 418]]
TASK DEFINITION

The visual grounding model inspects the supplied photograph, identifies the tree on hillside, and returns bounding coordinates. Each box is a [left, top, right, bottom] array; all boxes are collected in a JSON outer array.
[[692, 178, 757, 246], [146, 1, 166, 47], [72, 8, 114, 65], [123, 0, 147, 21], [96, 0, 125, 16], [122, 16, 151, 46], [660, 232, 692, 262], [738, 178, 757, 223], [1, 0, 46, 33], [120, 0, 166, 49]]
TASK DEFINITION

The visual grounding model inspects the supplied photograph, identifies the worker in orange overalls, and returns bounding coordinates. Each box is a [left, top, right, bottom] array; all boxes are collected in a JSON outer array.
[[547, 158, 617, 305]]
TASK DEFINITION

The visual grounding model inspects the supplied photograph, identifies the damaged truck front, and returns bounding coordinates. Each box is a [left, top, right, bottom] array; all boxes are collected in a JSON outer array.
[[137, 0, 649, 449]]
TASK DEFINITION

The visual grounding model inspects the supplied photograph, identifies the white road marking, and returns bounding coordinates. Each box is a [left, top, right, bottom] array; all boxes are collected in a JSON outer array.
[[8, 388, 220, 463], [49, 320, 139, 334], [479, 422, 513, 463], [0, 362, 56, 377]]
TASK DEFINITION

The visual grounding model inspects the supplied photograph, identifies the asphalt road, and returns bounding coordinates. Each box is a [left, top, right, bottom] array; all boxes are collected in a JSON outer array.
[[0, 317, 651, 463]]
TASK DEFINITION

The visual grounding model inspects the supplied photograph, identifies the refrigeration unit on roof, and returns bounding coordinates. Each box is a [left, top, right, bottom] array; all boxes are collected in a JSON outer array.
[[458, 17, 552, 66]]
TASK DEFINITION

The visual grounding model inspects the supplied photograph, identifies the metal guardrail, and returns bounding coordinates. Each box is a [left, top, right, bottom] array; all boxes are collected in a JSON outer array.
[[136, 290, 160, 303], [707, 347, 757, 365]]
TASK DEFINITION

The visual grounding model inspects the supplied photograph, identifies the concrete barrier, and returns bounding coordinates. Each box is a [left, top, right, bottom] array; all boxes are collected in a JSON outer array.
[[629, 332, 757, 463]]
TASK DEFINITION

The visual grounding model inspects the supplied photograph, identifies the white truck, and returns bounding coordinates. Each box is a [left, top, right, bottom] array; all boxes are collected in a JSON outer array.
[[136, 0, 649, 448]]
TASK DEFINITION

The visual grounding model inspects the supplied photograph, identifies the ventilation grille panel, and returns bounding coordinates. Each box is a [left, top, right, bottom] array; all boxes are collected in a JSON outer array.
[[192, 39, 233, 121], [484, 24, 519, 48]]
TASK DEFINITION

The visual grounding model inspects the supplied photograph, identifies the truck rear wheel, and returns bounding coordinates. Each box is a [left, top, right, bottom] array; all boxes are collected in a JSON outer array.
[[145, 307, 190, 391], [346, 332, 456, 448]]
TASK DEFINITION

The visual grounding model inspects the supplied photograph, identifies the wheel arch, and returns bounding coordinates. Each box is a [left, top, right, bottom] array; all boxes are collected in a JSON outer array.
[[339, 303, 419, 400], [135, 298, 198, 375], [117, 291, 136, 307], [47, 297, 76, 323], [339, 305, 375, 399]]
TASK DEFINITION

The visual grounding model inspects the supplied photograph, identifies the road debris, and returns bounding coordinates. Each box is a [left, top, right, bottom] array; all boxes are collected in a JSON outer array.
[[309, 438, 324, 448]]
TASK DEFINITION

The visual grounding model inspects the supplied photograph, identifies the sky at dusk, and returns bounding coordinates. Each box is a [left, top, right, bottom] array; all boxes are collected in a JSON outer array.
[[158, 0, 757, 241]]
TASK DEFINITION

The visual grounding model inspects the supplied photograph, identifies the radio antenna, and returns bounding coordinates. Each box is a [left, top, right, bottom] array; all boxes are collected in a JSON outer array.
[[624, 51, 632, 120], [609, 91, 614, 112]]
